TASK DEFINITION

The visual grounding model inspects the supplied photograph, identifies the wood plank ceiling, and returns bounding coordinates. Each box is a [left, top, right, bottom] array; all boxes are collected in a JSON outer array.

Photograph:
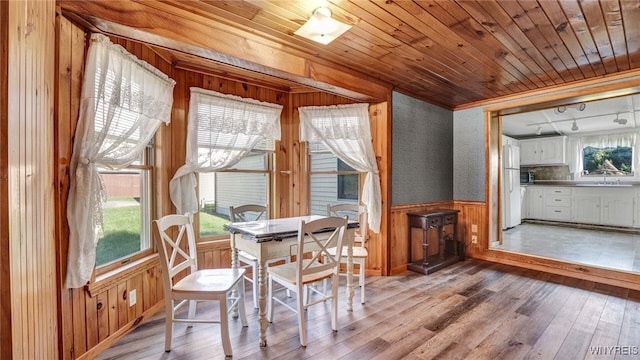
[[60, 0, 640, 109]]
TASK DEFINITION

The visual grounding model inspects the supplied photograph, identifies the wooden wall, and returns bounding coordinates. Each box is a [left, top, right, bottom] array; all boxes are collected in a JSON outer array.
[[55, 15, 390, 359], [1, 0, 59, 358], [1, 0, 10, 355]]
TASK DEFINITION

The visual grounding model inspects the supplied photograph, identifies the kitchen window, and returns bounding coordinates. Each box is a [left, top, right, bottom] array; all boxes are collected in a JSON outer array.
[[576, 133, 637, 178]]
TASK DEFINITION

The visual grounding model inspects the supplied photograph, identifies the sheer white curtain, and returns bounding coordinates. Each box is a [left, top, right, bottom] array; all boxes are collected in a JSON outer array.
[[566, 136, 583, 177], [169, 87, 283, 214], [66, 34, 176, 288], [299, 103, 381, 233]]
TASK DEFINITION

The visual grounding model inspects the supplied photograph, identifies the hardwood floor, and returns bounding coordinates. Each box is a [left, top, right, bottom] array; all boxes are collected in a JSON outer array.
[[96, 259, 640, 360], [497, 222, 640, 273]]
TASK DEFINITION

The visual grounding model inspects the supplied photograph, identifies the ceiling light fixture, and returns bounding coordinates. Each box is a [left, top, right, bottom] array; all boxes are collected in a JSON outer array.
[[554, 102, 586, 114], [294, 7, 352, 45], [571, 120, 579, 131], [614, 113, 628, 125]]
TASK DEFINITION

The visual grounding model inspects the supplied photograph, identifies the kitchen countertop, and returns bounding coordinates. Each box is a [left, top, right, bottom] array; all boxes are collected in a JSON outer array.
[[523, 180, 640, 187]]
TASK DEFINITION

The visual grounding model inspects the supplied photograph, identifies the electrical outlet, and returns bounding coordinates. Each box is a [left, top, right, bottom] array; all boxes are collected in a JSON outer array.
[[471, 235, 478, 244], [129, 289, 137, 307], [471, 224, 478, 233]]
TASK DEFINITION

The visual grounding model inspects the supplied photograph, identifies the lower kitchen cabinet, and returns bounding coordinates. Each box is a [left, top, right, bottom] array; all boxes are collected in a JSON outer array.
[[601, 190, 635, 227], [572, 191, 601, 224], [525, 185, 638, 228], [526, 187, 544, 219], [543, 187, 571, 221]]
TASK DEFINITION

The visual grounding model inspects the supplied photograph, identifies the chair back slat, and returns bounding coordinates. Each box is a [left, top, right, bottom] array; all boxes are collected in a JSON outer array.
[[230, 204, 268, 223], [296, 216, 347, 279], [327, 203, 367, 245], [153, 214, 198, 288]]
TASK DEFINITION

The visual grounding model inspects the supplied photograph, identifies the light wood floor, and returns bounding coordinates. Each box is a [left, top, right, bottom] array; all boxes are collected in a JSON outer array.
[[97, 259, 640, 360], [497, 222, 640, 273]]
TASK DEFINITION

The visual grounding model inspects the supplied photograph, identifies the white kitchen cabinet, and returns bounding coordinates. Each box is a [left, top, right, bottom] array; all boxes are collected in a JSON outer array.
[[572, 189, 601, 224], [526, 186, 637, 228], [526, 187, 544, 219], [543, 187, 571, 221], [520, 136, 566, 165], [635, 190, 640, 228], [601, 189, 635, 227]]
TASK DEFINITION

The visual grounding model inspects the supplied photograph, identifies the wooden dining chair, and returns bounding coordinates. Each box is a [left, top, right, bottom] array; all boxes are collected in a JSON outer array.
[[153, 213, 247, 356], [266, 216, 348, 346], [229, 204, 290, 308], [325, 203, 369, 304]]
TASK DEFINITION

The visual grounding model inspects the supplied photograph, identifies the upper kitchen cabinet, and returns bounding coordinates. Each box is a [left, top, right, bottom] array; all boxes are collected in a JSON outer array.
[[520, 136, 566, 166]]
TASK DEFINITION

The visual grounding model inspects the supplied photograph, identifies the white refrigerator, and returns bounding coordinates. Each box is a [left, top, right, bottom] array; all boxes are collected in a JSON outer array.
[[502, 136, 521, 230]]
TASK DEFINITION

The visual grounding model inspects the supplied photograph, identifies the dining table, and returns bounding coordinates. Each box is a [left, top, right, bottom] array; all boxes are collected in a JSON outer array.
[[225, 214, 358, 347]]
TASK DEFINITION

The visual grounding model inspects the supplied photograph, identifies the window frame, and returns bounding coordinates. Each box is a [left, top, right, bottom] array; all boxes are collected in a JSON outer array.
[[307, 143, 362, 215], [95, 142, 156, 276]]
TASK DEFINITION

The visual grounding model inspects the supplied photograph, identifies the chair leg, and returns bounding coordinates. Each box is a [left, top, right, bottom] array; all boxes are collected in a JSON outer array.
[[359, 259, 366, 304], [237, 281, 248, 327], [219, 297, 232, 357], [297, 283, 307, 347], [164, 301, 173, 352], [267, 274, 274, 323], [331, 274, 339, 331], [285, 257, 291, 298], [187, 299, 197, 327]]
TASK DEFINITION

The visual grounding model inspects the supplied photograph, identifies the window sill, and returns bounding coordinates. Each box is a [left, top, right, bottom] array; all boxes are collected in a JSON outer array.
[[86, 253, 159, 297]]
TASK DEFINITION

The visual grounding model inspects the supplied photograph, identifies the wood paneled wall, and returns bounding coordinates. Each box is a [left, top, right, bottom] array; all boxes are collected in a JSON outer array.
[[56, 15, 390, 359], [1, 0, 58, 358], [1, 0, 10, 356]]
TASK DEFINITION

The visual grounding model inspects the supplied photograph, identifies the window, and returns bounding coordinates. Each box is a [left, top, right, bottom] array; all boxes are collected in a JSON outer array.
[[308, 142, 360, 215], [582, 145, 633, 176], [66, 33, 174, 288], [198, 151, 272, 239], [578, 134, 636, 178], [96, 144, 154, 272], [168, 87, 282, 237], [337, 159, 358, 200]]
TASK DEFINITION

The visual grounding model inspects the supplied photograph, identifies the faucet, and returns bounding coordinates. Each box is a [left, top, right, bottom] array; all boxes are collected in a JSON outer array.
[[603, 171, 608, 184]]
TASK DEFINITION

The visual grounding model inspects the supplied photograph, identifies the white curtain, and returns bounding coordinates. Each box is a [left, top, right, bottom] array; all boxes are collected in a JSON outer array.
[[566, 136, 583, 177], [169, 87, 283, 214], [299, 103, 381, 233], [66, 34, 176, 288]]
